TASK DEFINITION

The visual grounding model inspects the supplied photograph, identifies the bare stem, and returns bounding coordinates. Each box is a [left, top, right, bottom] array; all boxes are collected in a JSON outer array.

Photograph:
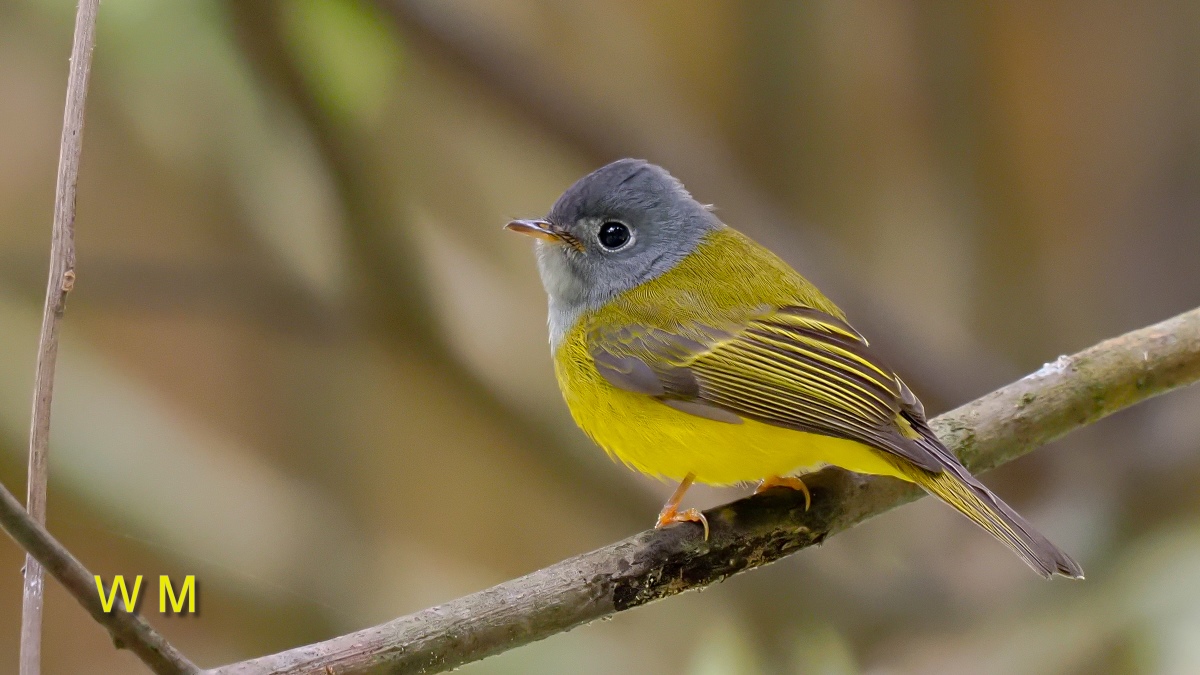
[[210, 307, 1200, 675], [7, 4, 199, 672], [0, 482, 201, 673], [20, 2, 98, 673]]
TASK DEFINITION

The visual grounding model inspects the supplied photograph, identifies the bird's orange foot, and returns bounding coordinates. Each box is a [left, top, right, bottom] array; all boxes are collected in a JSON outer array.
[[755, 475, 811, 511], [655, 506, 710, 540]]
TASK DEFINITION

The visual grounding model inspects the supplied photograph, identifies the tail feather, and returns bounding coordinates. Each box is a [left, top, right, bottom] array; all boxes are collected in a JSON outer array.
[[903, 458, 1084, 579]]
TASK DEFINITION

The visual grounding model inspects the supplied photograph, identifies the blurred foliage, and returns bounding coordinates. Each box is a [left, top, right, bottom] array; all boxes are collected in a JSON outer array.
[[0, 1, 1198, 673]]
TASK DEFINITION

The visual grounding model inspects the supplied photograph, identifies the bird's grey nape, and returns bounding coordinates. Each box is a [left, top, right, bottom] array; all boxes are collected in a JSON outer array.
[[533, 159, 722, 351]]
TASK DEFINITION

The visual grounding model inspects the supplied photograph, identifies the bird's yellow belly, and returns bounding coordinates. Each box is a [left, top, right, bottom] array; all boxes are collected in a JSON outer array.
[[556, 351, 905, 486]]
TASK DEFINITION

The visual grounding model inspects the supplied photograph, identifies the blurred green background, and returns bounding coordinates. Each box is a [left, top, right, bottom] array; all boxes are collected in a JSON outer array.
[[2, 1, 1200, 673]]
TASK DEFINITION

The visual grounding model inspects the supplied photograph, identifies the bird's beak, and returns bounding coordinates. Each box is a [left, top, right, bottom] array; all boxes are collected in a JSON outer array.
[[505, 219, 563, 244]]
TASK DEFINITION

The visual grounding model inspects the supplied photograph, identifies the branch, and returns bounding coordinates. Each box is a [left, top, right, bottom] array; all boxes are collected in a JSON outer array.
[[3, 2, 198, 672], [211, 306, 1200, 675], [0, 483, 200, 673], [20, 2, 97, 672]]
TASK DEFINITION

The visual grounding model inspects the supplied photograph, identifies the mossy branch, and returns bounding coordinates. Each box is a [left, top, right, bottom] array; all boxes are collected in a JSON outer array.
[[0, 301, 1197, 673]]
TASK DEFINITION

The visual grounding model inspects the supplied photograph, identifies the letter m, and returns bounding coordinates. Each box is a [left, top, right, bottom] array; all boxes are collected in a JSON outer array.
[[95, 575, 142, 612], [160, 575, 195, 614]]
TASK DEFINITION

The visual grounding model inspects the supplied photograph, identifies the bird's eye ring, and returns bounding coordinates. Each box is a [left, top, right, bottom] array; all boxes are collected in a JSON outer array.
[[597, 221, 632, 250]]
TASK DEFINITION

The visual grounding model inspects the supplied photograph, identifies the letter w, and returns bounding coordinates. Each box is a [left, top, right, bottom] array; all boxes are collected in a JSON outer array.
[[95, 575, 142, 612]]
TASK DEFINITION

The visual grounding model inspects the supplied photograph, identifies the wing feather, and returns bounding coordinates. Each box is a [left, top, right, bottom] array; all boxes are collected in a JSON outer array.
[[588, 305, 944, 472]]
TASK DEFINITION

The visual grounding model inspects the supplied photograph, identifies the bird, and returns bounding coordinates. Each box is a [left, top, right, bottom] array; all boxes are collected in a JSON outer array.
[[505, 158, 1082, 579]]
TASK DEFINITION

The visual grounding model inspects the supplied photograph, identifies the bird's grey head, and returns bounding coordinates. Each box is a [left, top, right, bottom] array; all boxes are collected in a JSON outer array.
[[506, 159, 721, 347]]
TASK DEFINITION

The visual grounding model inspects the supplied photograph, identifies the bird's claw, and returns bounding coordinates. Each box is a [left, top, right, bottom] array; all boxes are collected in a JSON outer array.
[[655, 506, 710, 540], [755, 475, 812, 511]]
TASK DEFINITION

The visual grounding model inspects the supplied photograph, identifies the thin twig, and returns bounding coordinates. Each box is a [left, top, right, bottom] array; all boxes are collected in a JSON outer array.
[[0, 482, 201, 674], [5, 4, 200, 671], [211, 307, 1200, 675], [20, 2, 97, 673]]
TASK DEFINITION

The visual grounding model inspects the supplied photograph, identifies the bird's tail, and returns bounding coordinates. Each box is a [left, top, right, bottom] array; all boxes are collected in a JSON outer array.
[[902, 459, 1084, 579]]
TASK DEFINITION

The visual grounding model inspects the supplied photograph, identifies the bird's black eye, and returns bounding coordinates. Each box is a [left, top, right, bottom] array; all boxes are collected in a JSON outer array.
[[597, 221, 631, 250]]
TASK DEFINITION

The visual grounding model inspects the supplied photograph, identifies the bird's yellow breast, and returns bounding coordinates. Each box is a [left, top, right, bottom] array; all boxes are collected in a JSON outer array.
[[552, 228, 903, 485]]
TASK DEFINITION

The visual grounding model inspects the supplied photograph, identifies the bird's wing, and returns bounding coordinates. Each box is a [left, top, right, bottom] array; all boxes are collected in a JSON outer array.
[[588, 305, 945, 472]]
